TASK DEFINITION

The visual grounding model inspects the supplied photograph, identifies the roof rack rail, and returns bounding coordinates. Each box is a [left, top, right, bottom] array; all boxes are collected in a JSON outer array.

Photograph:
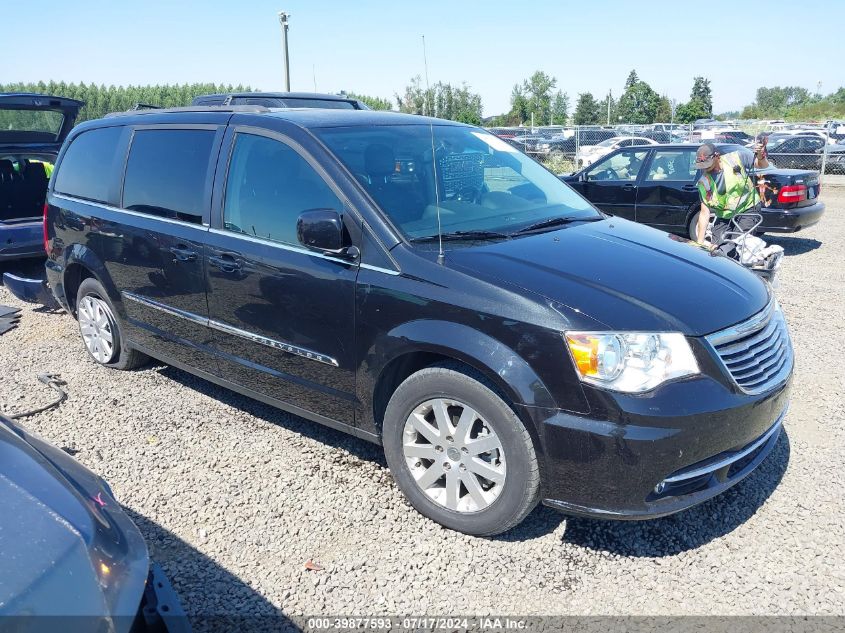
[[104, 105, 271, 118], [130, 103, 163, 111]]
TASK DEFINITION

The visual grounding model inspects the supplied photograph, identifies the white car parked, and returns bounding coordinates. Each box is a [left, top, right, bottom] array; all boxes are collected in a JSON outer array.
[[577, 136, 659, 167]]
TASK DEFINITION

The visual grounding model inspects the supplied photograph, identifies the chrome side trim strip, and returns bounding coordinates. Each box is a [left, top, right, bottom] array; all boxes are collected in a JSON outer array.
[[52, 194, 401, 277], [206, 228, 400, 275], [206, 319, 339, 367], [121, 291, 339, 367], [122, 291, 209, 327], [53, 193, 210, 229], [662, 408, 786, 484]]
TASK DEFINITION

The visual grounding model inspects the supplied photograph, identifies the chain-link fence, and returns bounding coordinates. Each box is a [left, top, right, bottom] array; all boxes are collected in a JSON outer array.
[[486, 121, 845, 180]]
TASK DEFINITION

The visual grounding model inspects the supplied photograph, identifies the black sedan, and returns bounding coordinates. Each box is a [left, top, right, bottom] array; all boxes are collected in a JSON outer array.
[[561, 143, 825, 237]]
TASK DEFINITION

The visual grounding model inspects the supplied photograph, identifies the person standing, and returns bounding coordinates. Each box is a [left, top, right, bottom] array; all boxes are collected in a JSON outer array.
[[693, 141, 769, 244]]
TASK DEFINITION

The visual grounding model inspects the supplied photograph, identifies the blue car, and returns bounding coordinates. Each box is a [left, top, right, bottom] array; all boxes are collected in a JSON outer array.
[[0, 93, 82, 260]]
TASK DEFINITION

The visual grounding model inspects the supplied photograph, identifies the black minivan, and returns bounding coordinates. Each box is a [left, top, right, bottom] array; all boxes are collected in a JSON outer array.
[[32, 106, 791, 535]]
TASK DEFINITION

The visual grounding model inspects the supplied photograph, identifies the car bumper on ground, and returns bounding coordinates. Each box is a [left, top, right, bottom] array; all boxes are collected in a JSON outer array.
[[2, 272, 60, 308], [761, 201, 825, 233], [0, 221, 42, 260], [519, 370, 791, 520]]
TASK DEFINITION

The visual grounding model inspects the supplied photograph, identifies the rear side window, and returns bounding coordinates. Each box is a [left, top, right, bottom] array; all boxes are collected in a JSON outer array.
[[122, 129, 215, 224], [54, 126, 124, 204]]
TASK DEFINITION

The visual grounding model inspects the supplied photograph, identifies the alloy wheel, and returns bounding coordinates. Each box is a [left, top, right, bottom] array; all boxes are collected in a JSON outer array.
[[78, 295, 116, 363], [402, 398, 506, 513]]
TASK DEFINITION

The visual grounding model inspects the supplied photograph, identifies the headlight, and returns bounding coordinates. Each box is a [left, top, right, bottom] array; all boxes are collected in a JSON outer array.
[[564, 332, 699, 393]]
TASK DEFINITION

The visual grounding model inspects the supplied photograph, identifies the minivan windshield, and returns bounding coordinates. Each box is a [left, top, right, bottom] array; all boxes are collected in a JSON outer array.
[[314, 125, 600, 240]]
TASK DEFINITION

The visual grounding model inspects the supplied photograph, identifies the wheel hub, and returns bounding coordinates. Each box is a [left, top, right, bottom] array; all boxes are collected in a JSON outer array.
[[402, 398, 507, 514]]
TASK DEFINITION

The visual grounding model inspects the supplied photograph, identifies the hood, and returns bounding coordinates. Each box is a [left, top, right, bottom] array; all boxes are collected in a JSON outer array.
[[0, 93, 83, 147], [0, 415, 148, 629], [446, 218, 769, 336]]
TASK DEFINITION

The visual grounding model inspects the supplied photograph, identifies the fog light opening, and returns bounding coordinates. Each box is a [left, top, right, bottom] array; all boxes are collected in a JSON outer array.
[[654, 482, 666, 494]]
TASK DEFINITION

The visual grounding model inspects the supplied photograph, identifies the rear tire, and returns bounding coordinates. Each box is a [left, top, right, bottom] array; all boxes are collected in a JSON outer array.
[[76, 278, 148, 370], [382, 364, 540, 536]]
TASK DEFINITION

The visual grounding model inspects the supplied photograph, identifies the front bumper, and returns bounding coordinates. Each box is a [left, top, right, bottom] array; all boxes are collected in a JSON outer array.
[[760, 201, 825, 233], [520, 367, 791, 520]]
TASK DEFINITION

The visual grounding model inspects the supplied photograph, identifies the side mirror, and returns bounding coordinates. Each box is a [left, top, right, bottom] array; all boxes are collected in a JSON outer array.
[[297, 209, 359, 259]]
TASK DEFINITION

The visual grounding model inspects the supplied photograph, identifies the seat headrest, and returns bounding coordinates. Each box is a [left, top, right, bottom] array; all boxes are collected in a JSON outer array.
[[24, 160, 47, 181], [0, 159, 14, 177], [365, 144, 395, 178]]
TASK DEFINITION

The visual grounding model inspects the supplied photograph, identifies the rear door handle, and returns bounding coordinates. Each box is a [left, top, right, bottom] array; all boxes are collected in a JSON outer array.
[[209, 253, 242, 273], [169, 245, 197, 262], [681, 184, 698, 192]]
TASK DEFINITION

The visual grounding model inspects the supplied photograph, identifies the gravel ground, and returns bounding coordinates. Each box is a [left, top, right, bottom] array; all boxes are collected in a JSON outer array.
[[0, 190, 843, 626]]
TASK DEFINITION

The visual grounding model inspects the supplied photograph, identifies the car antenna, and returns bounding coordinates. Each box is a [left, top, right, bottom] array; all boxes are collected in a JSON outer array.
[[422, 34, 445, 265]]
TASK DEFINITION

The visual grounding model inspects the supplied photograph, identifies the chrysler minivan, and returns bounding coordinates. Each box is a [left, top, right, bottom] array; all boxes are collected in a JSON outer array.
[[21, 106, 792, 535]]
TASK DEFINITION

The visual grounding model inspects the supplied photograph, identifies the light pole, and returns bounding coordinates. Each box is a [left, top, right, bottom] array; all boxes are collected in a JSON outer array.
[[278, 11, 291, 91]]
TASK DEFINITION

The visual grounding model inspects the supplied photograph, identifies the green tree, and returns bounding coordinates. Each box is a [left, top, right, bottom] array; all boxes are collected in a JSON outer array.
[[573, 92, 602, 125], [597, 91, 616, 125], [624, 70, 639, 90], [506, 70, 561, 126], [674, 99, 711, 123], [690, 76, 713, 116], [396, 77, 483, 123], [655, 95, 672, 123], [347, 92, 393, 110], [550, 90, 569, 125], [617, 78, 661, 124]]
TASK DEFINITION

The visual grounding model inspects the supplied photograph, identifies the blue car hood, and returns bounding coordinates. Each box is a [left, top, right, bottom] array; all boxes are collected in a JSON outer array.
[[446, 218, 769, 336], [0, 416, 148, 630]]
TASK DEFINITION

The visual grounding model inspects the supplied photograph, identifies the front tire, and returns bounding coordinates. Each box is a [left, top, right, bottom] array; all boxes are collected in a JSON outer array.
[[76, 278, 148, 370], [383, 364, 540, 536]]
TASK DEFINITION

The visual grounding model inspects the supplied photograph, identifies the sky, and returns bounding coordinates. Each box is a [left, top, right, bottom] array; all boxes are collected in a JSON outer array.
[[4, 0, 843, 117]]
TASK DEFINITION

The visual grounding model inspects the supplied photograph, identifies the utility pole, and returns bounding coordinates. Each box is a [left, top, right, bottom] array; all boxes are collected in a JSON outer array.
[[607, 90, 612, 125], [278, 11, 291, 91]]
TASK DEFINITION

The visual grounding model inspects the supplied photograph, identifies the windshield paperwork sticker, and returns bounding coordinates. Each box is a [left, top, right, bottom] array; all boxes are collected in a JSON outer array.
[[472, 131, 517, 153]]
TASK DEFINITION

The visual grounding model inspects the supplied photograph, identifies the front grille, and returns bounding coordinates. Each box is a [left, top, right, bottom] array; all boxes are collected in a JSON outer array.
[[706, 300, 793, 394]]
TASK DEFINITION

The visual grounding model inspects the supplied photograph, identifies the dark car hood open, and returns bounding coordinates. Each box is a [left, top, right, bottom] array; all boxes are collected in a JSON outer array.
[[0, 415, 148, 629], [447, 218, 769, 336], [0, 93, 83, 147]]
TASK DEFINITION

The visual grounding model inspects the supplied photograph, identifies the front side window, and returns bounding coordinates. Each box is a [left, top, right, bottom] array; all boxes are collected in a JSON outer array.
[[222, 133, 342, 245], [54, 126, 124, 204], [122, 129, 216, 224], [313, 125, 599, 240], [586, 150, 650, 182]]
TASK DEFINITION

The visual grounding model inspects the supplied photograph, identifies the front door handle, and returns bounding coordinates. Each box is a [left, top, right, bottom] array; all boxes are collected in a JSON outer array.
[[681, 184, 698, 192], [169, 245, 197, 262], [621, 183, 636, 190], [209, 253, 242, 273]]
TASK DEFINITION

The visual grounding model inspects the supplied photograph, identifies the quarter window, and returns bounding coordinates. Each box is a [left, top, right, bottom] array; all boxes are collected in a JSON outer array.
[[54, 126, 124, 204], [122, 129, 216, 224], [222, 133, 341, 245]]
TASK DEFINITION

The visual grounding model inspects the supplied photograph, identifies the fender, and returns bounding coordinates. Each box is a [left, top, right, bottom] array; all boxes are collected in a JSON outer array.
[[59, 244, 122, 314], [359, 319, 563, 437]]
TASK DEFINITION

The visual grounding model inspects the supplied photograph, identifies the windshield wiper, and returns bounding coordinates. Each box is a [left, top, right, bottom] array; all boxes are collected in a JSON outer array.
[[410, 230, 511, 243], [513, 215, 601, 235]]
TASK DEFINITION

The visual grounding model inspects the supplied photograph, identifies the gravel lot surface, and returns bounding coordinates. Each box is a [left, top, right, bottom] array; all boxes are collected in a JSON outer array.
[[1, 189, 843, 627]]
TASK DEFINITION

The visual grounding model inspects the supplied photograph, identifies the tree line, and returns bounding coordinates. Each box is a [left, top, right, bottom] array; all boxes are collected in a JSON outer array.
[[4, 77, 843, 129], [0, 81, 259, 123]]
